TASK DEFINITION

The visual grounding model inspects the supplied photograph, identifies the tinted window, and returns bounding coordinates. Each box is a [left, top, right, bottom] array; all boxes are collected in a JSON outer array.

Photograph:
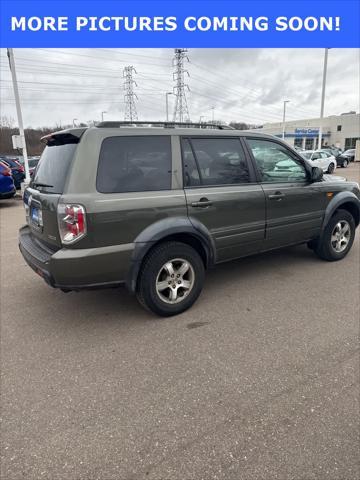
[[32, 144, 77, 193], [28, 159, 39, 168], [182, 139, 200, 186], [247, 138, 307, 182], [183, 138, 249, 186], [97, 136, 172, 193]]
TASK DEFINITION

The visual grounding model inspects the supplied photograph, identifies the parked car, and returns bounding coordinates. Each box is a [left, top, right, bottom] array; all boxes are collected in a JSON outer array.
[[336, 154, 352, 168], [300, 150, 337, 173], [0, 157, 25, 188], [338, 149, 356, 164], [0, 161, 16, 199], [19, 122, 360, 316], [322, 146, 342, 158], [28, 157, 41, 176]]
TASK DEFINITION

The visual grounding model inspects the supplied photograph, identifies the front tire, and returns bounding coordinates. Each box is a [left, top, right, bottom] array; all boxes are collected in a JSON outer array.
[[137, 241, 205, 316], [327, 162, 335, 174], [314, 209, 355, 261]]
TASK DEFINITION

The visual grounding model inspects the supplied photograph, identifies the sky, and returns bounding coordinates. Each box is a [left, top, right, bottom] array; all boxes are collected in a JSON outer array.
[[0, 48, 359, 128]]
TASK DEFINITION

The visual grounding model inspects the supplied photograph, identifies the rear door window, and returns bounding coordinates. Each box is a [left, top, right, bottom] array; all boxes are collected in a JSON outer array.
[[32, 143, 77, 193], [97, 136, 172, 193], [182, 137, 250, 187]]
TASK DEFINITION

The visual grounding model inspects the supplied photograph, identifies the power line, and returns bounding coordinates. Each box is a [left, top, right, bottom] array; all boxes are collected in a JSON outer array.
[[173, 49, 190, 122]]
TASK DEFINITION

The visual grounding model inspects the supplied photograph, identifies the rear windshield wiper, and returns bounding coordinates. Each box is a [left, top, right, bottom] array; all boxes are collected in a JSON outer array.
[[31, 182, 54, 188]]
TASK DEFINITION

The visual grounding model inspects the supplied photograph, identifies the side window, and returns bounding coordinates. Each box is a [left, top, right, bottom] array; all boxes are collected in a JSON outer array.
[[97, 136, 172, 193], [182, 137, 250, 187], [247, 138, 307, 183]]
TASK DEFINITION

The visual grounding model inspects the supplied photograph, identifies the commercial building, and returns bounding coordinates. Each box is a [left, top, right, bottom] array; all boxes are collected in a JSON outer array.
[[250, 112, 360, 151]]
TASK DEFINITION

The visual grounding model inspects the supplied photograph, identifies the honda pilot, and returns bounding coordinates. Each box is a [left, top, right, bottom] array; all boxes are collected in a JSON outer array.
[[19, 122, 360, 316]]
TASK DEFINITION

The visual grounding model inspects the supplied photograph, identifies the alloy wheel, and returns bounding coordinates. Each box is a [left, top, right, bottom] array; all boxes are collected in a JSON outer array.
[[331, 220, 351, 253], [155, 258, 195, 304]]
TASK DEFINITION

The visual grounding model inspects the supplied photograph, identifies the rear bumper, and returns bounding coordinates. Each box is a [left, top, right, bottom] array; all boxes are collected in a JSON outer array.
[[0, 187, 16, 199], [19, 226, 134, 290]]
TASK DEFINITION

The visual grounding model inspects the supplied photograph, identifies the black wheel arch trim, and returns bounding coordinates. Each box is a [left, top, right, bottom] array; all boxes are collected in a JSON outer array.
[[321, 192, 360, 234], [126, 216, 216, 293]]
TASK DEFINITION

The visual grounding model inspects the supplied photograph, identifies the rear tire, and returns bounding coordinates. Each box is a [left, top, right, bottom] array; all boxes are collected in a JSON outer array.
[[342, 159, 348, 168], [314, 209, 355, 261], [136, 241, 205, 317]]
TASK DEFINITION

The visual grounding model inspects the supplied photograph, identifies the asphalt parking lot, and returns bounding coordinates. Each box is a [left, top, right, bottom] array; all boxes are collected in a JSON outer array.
[[1, 163, 359, 480]]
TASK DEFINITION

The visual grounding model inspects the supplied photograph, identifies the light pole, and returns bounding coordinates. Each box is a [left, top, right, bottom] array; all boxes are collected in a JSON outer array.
[[7, 48, 30, 184], [72, 118, 78, 128], [318, 48, 329, 150], [101, 111, 107, 122], [282, 100, 290, 140], [165, 92, 173, 122]]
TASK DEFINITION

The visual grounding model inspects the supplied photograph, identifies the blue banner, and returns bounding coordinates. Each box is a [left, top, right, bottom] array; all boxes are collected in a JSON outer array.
[[0, 0, 359, 48]]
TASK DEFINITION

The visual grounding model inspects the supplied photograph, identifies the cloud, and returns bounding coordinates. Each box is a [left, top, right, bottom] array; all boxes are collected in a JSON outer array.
[[0, 48, 359, 128]]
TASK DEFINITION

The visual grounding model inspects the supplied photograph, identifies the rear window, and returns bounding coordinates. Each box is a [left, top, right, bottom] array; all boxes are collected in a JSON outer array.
[[32, 144, 77, 194], [97, 136, 172, 193]]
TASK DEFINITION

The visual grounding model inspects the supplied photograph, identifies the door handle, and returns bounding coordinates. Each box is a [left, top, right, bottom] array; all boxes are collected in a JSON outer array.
[[268, 192, 285, 200], [191, 198, 213, 208]]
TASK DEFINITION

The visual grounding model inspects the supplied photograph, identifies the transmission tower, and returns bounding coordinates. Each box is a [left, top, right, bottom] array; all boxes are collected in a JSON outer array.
[[123, 66, 138, 121], [172, 48, 190, 122]]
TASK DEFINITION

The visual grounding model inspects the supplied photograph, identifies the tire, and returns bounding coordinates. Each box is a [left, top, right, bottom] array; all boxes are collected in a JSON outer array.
[[342, 159, 348, 168], [327, 162, 335, 174], [136, 241, 205, 317], [314, 209, 356, 261]]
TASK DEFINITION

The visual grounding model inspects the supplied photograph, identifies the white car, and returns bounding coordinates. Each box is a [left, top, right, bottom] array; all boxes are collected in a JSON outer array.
[[300, 150, 337, 174]]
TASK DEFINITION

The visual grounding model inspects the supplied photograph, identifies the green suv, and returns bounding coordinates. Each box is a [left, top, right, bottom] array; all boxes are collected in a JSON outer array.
[[19, 122, 360, 316]]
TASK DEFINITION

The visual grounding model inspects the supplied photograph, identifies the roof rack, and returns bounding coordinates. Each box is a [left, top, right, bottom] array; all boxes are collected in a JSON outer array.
[[96, 121, 234, 130]]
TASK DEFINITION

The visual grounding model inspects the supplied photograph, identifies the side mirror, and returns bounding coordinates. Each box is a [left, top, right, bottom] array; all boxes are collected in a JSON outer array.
[[311, 166, 323, 183]]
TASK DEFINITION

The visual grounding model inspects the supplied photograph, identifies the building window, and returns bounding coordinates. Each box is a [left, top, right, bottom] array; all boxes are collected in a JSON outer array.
[[345, 137, 360, 149], [305, 138, 314, 150], [337, 125, 342, 131], [294, 138, 303, 148]]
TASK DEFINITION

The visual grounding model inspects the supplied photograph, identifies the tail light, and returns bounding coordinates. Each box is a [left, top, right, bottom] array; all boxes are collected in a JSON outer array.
[[57, 203, 87, 245]]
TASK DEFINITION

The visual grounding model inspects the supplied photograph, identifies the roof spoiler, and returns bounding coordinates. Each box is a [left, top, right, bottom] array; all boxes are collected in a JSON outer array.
[[41, 128, 87, 146]]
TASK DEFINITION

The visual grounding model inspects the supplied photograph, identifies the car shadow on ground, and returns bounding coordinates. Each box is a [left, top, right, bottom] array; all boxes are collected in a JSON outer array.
[[0, 196, 22, 208], [22, 242, 323, 330]]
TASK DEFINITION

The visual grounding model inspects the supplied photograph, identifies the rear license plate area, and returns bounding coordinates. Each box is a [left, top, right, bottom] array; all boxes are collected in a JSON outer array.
[[30, 206, 43, 229]]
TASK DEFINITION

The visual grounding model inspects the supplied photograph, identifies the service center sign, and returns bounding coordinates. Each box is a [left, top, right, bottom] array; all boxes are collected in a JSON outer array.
[[295, 128, 321, 136]]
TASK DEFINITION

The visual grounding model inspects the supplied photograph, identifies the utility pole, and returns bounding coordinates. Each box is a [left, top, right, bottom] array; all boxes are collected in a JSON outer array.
[[7, 48, 30, 184], [123, 66, 138, 122], [165, 92, 173, 122], [172, 49, 190, 122], [282, 100, 290, 140], [318, 48, 329, 150], [101, 111, 107, 122]]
